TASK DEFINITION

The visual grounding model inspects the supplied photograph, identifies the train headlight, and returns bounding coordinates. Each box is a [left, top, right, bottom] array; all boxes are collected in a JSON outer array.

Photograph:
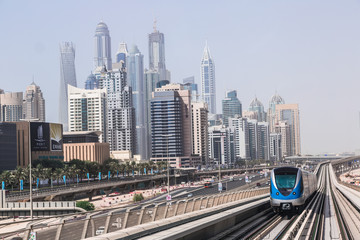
[[276, 192, 279, 195], [293, 192, 296, 195]]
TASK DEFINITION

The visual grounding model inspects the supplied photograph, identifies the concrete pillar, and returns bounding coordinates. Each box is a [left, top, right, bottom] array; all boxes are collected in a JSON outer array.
[[183, 200, 189, 214], [190, 198, 197, 212], [81, 216, 90, 239], [87, 191, 94, 201], [122, 208, 131, 229], [205, 197, 210, 209], [152, 204, 160, 221], [55, 218, 66, 240], [138, 206, 147, 225], [104, 212, 113, 233], [174, 201, 181, 216]]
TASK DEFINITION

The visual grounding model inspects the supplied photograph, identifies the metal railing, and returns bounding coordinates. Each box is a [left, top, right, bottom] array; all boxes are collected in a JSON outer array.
[[1, 187, 269, 240]]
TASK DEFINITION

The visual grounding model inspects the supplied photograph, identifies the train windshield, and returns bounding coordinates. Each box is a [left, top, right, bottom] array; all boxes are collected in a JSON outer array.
[[274, 167, 298, 189]]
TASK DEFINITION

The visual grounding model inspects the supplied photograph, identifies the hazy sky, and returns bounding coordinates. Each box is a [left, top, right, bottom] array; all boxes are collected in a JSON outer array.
[[1, 0, 360, 155]]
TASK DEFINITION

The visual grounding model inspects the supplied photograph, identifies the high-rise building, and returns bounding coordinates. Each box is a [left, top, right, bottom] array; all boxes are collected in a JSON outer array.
[[23, 82, 45, 122], [275, 121, 291, 157], [116, 42, 128, 66], [67, 85, 107, 142], [268, 93, 285, 132], [229, 116, 250, 160], [201, 42, 216, 114], [248, 97, 266, 122], [127, 45, 145, 159], [144, 69, 160, 159], [275, 104, 301, 156], [208, 125, 235, 166], [183, 76, 198, 102], [59, 42, 77, 131], [0, 92, 23, 122], [247, 119, 258, 160], [148, 23, 167, 81], [94, 21, 112, 71], [99, 67, 135, 153], [257, 122, 270, 161], [84, 72, 99, 90], [222, 90, 242, 127], [270, 133, 282, 162], [191, 102, 209, 166]]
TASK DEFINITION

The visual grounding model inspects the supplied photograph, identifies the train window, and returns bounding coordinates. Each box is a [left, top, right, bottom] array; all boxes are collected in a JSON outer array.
[[275, 174, 296, 189]]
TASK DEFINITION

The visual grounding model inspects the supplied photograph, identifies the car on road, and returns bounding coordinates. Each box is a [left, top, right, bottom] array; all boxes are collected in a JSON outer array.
[[187, 193, 193, 198], [256, 183, 261, 187], [96, 226, 105, 235]]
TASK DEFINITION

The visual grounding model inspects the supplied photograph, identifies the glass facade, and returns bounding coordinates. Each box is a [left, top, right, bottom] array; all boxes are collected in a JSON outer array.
[[222, 90, 242, 127], [201, 44, 216, 114]]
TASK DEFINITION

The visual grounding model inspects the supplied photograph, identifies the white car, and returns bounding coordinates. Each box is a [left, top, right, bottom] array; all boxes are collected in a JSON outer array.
[[96, 226, 105, 235]]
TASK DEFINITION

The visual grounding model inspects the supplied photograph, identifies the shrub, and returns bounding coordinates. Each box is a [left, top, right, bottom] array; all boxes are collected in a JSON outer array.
[[76, 201, 95, 211], [133, 193, 144, 202]]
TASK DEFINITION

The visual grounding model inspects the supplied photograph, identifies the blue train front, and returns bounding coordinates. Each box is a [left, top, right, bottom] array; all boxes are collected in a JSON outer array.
[[270, 167, 317, 212]]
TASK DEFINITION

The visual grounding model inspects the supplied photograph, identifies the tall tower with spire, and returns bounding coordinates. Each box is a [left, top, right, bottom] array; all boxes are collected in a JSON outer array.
[[94, 21, 112, 71], [148, 20, 167, 81], [59, 42, 77, 131], [201, 42, 216, 114], [23, 81, 45, 122]]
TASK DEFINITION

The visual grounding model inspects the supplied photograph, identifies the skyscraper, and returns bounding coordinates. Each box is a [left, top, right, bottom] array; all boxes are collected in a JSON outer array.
[[94, 21, 112, 71], [127, 45, 145, 159], [191, 102, 209, 166], [229, 117, 250, 160], [201, 42, 216, 114], [116, 42, 128, 66], [248, 97, 266, 122], [59, 42, 77, 131], [208, 125, 235, 166], [222, 90, 242, 127], [23, 82, 45, 122], [0, 92, 23, 122], [84, 72, 99, 90], [148, 22, 167, 81], [275, 104, 301, 156], [183, 76, 199, 102], [67, 85, 107, 142], [99, 67, 135, 153], [268, 92, 285, 132]]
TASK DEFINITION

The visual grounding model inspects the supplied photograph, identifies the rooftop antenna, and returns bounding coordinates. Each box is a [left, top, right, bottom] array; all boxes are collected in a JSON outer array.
[[153, 18, 157, 32]]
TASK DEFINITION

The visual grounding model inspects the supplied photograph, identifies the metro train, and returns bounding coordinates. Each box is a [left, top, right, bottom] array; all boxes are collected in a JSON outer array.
[[270, 167, 317, 212]]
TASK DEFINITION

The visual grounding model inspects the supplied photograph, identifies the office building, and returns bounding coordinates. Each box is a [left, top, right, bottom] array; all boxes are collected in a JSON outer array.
[[85, 72, 99, 90], [229, 116, 250, 160], [99, 67, 135, 153], [67, 85, 107, 143], [63, 131, 110, 164], [23, 82, 45, 122], [270, 133, 282, 162], [248, 97, 266, 122], [257, 122, 270, 161], [191, 101, 209, 166], [59, 42, 77, 131], [183, 76, 198, 102], [116, 42, 128, 66], [127, 45, 146, 159], [0, 92, 23, 122], [275, 104, 301, 156], [268, 92, 285, 132], [94, 21, 112, 70], [275, 121, 291, 158], [201, 42, 216, 114], [0, 122, 64, 171], [247, 119, 258, 160], [148, 23, 167, 81], [208, 125, 235, 166], [222, 90, 242, 127]]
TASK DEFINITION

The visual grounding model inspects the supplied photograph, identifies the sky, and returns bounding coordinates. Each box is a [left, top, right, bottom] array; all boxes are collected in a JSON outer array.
[[0, 0, 360, 155]]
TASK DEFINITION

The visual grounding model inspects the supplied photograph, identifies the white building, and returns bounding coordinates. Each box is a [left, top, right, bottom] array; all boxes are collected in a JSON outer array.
[[23, 82, 45, 122], [270, 133, 282, 162], [229, 116, 250, 160], [208, 125, 235, 166], [201, 42, 216, 114], [191, 101, 209, 166], [0, 91, 23, 122], [67, 85, 107, 142]]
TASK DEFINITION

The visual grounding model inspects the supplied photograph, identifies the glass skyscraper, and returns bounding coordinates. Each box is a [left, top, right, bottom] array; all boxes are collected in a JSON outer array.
[[201, 42, 216, 114], [127, 45, 146, 159], [94, 21, 112, 71], [59, 42, 77, 131], [248, 97, 266, 122], [222, 90, 242, 127], [148, 24, 167, 81], [116, 42, 128, 66]]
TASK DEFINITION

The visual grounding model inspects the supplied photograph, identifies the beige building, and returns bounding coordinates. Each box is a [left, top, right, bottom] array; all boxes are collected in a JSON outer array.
[[191, 102, 209, 165], [63, 143, 109, 164], [275, 104, 301, 156], [0, 91, 23, 122], [23, 82, 45, 122]]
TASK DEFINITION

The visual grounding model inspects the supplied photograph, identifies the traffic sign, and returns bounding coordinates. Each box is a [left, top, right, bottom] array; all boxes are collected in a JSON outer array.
[[218, 182, 223, 192], [166, 195, 172, 201]]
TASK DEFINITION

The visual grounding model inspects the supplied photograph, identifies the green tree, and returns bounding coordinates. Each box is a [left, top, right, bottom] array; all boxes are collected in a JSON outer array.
[[133, 193, 144, 202], [76, 201, 95, 211]]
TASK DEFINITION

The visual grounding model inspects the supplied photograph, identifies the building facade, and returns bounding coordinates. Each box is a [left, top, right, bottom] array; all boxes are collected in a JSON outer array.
[[201, 43, 216, 114], [23, 82, 45, 122], [208, 125, 235, 166], [268, 93, 285, 133], [222, 90, 242, 127], [0, 92, 23, 122], [127, 45, 146, 159], [248, 97, 266, 122], [191, 101, 209, 166], [67, 85, 107, 142], [94, 21, 112, 71], [183, 76, 198, 102], [59, 42, 77, 131], [229, 117, 250, 160], [148, 24, 167, 81], [275, 104, 301, 156], [270, 132, 282, 162], [116, 42, 128, 66], [99, 68, 135, 153]]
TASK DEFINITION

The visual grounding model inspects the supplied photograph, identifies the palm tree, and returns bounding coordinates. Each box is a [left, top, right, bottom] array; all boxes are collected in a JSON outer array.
[[118, 163, 126, 177], [54, 168, 63, 186]]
